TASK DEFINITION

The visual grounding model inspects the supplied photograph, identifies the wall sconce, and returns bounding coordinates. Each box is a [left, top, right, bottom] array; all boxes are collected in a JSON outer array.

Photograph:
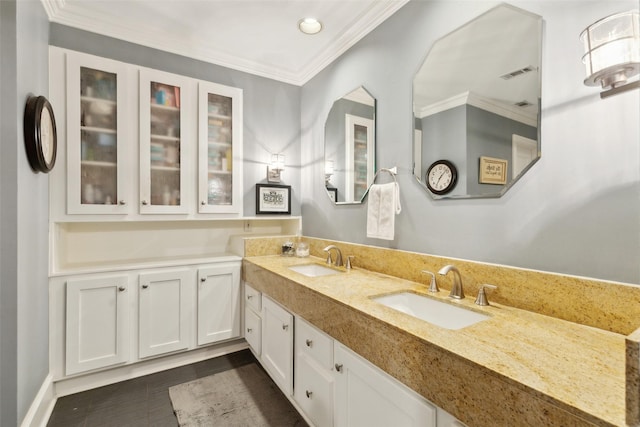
[[267, 154, 285, 183], [580, 9, 640, 98], [324, 160, 334, 186]]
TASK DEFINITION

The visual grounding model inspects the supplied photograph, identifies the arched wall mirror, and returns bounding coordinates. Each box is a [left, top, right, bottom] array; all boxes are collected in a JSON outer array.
[[324, 86, 376, 204], [413, 4, 542, 199]]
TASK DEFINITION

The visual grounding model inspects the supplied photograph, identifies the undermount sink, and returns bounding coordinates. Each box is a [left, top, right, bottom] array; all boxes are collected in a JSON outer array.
[[289, 264, 343, 277], [373, 292, 489, 330]]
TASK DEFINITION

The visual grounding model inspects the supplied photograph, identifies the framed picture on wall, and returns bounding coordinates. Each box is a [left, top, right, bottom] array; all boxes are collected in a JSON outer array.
[[479, 156, 508, 185], [326, 187, 338, 202], [256, 184, 291, 214]]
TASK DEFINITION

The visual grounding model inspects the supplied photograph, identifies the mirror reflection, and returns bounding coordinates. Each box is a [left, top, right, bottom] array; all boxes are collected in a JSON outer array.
[[413, 4, 542, 199], [324, 86, 376, 204]]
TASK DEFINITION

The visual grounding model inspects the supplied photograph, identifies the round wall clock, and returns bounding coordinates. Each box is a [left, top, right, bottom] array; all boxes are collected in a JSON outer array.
[[24, 95, 57, 173], [426, 160, 458, 195]]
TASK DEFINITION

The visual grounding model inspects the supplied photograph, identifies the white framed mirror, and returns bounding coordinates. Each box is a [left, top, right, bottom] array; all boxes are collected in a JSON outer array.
[[324, 86, 376, 204], [413, 4, 542, 199]]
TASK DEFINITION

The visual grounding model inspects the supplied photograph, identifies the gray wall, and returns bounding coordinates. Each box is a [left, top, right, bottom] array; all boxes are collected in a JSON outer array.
[[1, 0, 51, 425], [301, 0, 640, 285], [50, 24, 302, 216]]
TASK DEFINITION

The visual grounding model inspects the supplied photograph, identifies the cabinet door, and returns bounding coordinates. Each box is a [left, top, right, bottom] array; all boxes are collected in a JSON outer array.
[[245, 307, 262, 356], [139, 69, 191, 214], [197, 81, 243, 214], [295, 352, 335, 427], [196, 263, 241, 346], [66, 275, 129, 375], [334, 343, 437, 427], [261, 296, 294, 395], [66, 52, 130, 214], [138, 269, 191, 358]]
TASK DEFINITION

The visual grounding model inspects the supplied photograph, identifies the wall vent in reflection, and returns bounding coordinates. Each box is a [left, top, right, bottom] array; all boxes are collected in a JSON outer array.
[[500, 66, 535, 80]]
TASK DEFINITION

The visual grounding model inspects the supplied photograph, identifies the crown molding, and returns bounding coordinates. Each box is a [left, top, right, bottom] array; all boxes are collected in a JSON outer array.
[[416, 91, 538, 127], [42, 0, 408, 86]]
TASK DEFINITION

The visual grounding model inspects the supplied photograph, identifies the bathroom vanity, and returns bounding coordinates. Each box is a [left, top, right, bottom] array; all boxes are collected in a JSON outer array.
[[241, 236, 640, 427]]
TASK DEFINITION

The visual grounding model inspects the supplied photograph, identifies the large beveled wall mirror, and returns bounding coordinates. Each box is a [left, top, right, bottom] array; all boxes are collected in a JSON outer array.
[[324, 86, 376, 204], [413, 4, 542, 199]]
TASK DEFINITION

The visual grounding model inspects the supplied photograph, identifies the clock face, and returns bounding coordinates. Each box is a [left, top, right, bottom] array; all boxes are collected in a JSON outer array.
[[426, 160, 457, 195], [40, 108, 55, 163]]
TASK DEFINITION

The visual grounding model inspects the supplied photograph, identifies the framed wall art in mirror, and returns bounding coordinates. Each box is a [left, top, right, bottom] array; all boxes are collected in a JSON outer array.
[[324, 86, 376, 204], [413, 4, 542, 199]]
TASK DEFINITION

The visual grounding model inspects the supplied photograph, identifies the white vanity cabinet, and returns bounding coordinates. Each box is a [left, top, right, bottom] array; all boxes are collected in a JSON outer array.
[[196, 263, 241, 346], [333, 342, 437, 427], [138, 268, 191, 358], [52, 258, 242, 383], [64, 52, 131, 214], [294, 317, 335, 427], [243, 283, 262, 356], [261, 296, 294, 395], [65, 274, 130, 376]]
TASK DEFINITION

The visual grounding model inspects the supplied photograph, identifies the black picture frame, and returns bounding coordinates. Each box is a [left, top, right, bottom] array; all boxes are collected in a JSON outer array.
[[256, 184, 291, 215], [326, 187, 338, 202]]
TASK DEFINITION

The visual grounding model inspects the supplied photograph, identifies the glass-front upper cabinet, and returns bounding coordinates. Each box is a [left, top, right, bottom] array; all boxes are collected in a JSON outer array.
[[139, 70, 190, 214], [197, 81, 243, 214], [345, 114, 374, 202], [66, 53, 129, 214]]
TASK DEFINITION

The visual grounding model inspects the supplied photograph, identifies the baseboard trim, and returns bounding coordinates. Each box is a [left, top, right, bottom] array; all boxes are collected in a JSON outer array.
[[53, 340, 248, 398], [21, 373, 56, 427]]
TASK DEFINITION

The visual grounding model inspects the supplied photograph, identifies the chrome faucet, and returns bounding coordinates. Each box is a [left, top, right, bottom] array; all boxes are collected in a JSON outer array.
[[323, 245, 343, 267], [438, 265, 465, 299]]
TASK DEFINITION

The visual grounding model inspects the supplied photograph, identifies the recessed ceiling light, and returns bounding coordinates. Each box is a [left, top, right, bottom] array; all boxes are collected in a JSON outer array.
[[298, 17, 322, 35]]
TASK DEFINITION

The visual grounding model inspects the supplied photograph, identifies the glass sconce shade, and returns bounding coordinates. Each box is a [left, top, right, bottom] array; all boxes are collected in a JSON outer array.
[[271, 154, 285, 171], [580, 10, 639, 89]]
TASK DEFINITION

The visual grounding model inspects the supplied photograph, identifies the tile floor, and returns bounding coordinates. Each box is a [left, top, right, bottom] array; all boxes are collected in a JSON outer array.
[[46, 349, 260, 427]]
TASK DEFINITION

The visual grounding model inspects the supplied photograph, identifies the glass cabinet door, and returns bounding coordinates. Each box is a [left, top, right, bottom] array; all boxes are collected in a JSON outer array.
[[345, 114, 374, 202], [198, 81, 243, 214], [66, 53, 128, 214], [139, 70, 189, 214]]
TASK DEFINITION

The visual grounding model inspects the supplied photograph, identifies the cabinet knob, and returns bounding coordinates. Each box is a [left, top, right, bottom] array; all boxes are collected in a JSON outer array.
[[247, 328, 252, 333], [247, 295, 253, 300], [141, 200, 148, 205], [335, 363, 343, 372], [201, 201, 206, 205], [305, 339, 313, 347], [282, 324, 289, 331], [142, 284, 149, 289], [118, 286, 126, 292], [200, 277, 206, 282], [305, 390, 313, 399], [119, 200, 126, 205]]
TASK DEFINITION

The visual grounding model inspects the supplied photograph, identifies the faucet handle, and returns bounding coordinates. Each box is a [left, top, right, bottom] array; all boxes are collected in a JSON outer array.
[[475, 284, 498, 306], [324, 250, 333, 265], [346, 256, 355, 270], [421, 270, 438, 292]]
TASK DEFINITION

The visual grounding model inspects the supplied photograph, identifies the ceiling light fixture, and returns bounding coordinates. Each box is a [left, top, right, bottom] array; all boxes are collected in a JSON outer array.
[[298, 17, 322, 35], [580, 9, 640, 98]]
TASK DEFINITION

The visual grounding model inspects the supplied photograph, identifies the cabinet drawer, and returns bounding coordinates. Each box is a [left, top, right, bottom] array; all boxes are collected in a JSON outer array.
[[245, 307, 262, 356], [295, 353, 334, 427], [244, 282, 262, 313], [296, 316, 333, 370]]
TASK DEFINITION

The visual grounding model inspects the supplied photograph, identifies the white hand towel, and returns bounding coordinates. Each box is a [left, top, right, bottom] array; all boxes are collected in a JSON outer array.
[[366, 182, 401, 240]]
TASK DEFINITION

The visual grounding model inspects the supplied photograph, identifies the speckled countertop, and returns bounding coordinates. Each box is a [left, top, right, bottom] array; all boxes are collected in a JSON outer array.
[[243, 254, 627, 427]]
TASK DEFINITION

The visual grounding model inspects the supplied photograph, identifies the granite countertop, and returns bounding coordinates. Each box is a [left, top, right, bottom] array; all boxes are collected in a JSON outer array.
[[243, 255, 626, 427]]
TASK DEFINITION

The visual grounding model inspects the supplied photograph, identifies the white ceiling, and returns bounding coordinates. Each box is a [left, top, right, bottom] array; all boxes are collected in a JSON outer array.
[[42, 0, 409, 86]]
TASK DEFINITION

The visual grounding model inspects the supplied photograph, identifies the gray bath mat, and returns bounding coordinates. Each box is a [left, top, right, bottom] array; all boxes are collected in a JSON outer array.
[[169, 362, 308, 426]]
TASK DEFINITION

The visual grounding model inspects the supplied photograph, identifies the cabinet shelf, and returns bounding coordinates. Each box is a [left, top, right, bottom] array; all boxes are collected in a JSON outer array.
[[151, 165, 180, 172], [81, 125, 116, 134], [151, 134, 180, 143], [81, 160, 117, 168], [150, 103, 180, 112], [81, 96, 116, 106], [208, 170, 232, 176], [208, 140, 232, 147], [208, 113, 231, 121]]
